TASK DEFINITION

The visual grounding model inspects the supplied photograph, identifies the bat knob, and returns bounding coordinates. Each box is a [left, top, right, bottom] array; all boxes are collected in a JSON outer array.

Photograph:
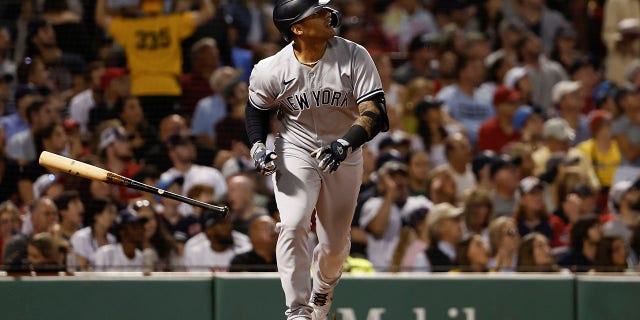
[[222, 206, 230, 217]]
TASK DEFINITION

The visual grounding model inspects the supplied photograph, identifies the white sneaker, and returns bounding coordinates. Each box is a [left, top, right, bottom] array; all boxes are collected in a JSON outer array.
[[309, 291, 332, 320]]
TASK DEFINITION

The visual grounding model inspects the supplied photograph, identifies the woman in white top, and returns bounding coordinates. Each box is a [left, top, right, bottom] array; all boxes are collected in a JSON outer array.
[[69, 198, 117, 270]]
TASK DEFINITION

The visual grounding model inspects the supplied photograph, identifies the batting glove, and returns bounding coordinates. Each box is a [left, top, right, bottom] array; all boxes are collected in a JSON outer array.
[[311, 139, 350, 173], [251, 142, 277, 176]]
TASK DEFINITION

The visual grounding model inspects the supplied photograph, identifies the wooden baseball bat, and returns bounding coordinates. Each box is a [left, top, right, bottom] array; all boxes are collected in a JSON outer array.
[[38, 151, 229, 216]]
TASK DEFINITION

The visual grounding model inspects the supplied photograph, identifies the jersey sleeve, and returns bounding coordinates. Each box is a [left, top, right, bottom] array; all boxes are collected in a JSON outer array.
[[248, 61, 278, 110], [351, 45, 384, 104]]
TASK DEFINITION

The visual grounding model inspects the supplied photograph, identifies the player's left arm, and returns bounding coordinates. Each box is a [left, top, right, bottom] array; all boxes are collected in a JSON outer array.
[[353, 94, 390, 139], [312, 93, 389, 173], [312, 44, 388, 173]]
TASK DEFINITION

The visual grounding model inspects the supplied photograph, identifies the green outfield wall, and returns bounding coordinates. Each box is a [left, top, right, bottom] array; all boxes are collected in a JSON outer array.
[[576, 275, 640, 320], [214, 273, 575, 320], [0, 273, 638, 320], [0, 275, 213, 320]]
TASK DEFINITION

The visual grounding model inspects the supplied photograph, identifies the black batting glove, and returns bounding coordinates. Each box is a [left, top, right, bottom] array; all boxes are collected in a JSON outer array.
[[251, 142, 277, 176], [311, 139, 350, 173]]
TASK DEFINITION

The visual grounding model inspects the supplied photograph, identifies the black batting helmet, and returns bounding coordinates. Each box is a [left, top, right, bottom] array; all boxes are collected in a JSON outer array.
[[273, 0, 342, 42]]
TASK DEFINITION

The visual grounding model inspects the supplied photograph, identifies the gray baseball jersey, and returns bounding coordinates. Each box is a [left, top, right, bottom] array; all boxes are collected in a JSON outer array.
[[248, 36, 383, 152], [248, 36, 384, 319]]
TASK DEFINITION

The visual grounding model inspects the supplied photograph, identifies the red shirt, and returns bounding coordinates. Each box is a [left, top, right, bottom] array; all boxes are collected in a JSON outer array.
[[549, 215, 571, 248], [179, 72, 213, 117], [477, 118, 521, 152]]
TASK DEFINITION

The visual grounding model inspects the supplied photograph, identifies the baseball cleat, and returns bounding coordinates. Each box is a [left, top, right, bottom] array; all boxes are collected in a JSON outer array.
[[309, 291, 332, 320]]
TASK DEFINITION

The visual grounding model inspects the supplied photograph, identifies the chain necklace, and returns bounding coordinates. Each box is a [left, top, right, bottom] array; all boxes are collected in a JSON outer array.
[[299, 59, 320, 67]]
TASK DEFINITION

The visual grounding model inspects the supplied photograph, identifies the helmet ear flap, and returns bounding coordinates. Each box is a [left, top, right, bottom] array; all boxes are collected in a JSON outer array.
[[327, 7, 341, 28]]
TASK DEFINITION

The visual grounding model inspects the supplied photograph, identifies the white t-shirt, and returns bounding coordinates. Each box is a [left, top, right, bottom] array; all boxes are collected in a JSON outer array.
[[183, 241, 236, 272], [94, 244, 144, 272], [69, 227, 117, 267], [161, 164, 227, 200], [442, 163, 477, 200], [68, 89, 95, 135], [360, 195, 432, 271]]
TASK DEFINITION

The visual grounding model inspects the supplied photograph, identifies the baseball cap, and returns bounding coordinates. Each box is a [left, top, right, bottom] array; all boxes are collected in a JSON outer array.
[[100, 68, 127, 90], [375, 147, 405, 167], [592, 81, 617, 107], [99, 126, 130, 151], [503, 67, 527, 89], [618, 18, 640, 35], [472, 150, 496, 177], [426, 203, 463, 232], [408, 32, 443, 52], [14, 84, 38, 102], [518, 176, 545, 194], [414, 96, 444, 117], [116, 208, 149, 230], [377, 131, 410, 152], [551, 80, 581, 104], [542, 118, 575, 141], [609, 180, 635, 213], [377, 160, 408, 177], [402, 207, 429, 229], [32, 173, 57, 199], [490, 154, 516, 177], [588, 109, 612, 134], [493, 85, 522, 106], [200, 207, 227, 230], [512, 105, 534, 131]]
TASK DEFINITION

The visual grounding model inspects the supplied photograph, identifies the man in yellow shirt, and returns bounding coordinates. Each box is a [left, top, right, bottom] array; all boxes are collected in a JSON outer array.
[[576, 110, 621, 189], [95, 0, 214, 127]]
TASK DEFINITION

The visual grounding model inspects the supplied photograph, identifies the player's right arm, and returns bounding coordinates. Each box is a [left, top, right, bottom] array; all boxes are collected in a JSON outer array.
[[246, 61, 278, 176]]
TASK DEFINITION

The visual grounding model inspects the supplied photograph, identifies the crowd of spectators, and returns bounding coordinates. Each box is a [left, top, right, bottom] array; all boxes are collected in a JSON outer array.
[[1, 0, 640, 274]]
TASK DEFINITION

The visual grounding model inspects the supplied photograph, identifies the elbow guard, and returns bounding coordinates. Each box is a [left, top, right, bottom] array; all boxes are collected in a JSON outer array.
[[342, 94, 390, 150], [363, 94, 389, 138]]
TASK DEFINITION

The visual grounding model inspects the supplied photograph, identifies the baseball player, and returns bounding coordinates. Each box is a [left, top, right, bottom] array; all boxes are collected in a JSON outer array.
[[245, 1, 389, 319]]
